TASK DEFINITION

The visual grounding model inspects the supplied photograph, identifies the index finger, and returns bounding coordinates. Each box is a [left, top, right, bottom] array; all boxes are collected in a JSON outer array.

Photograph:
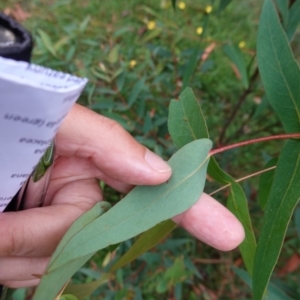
[[56, 104, 172, 186]]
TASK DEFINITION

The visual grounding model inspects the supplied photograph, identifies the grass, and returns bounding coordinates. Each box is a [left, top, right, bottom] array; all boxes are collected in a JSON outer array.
[[1, 0, 299, 299]]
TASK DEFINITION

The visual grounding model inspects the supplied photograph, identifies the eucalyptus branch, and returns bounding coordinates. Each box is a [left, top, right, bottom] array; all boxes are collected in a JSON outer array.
[[210, 133, 300, 156], [209, 165, 276, 196]]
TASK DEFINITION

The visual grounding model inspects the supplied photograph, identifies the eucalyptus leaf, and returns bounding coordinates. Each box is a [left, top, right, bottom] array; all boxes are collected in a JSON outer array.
[[172, 0, 176, 10], [257, 0, 300, 133], [110, 220, 177, 272], [286, 0, 300, 41], [63, 274, 112, 300], [168, 87, 256, 274], [181, 47, 200, 92], [208, 158, 256, 275], [59, 295, 78, 300], [157, 257, 187, 294], [168, 87, 209, 148], [218, 0, 232, 13], [12, 289, 26, 300], [253, 139, 300, 300], [33, 202, 111, 300], [52, 202, 111, 257], [274, 0, 289, 28], [295, 206, 300, 239], [163, 256, 187, 284], [258, 157, 278, 210], [34, 139, 212, 300], [232, 267, 292, 300]]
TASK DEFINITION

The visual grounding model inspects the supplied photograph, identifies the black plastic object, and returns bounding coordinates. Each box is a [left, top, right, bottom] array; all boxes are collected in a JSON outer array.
[[0, 12, 33, 62]]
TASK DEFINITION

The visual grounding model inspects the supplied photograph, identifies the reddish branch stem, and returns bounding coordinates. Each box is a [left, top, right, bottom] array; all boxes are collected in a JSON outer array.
[[210, 133, 300, 156]]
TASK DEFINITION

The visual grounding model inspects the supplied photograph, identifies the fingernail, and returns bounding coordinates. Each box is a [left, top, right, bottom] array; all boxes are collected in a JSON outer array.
[[145, 149, 171, 173]]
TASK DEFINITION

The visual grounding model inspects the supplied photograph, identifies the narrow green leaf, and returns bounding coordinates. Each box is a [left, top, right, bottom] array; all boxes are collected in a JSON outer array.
[[171, 0, 176, 10], [208, 158, 256, 274], [110, 220, 177, 272], [34, 139, 212, 300], [274, 0, 289, 28], [257, 0, 300, 133], [33, 202, 111, 300], [253, 139, 300, 300], [286, 0, 300, 41], [92, 69, 111, 83], [295, 206, 300, 239], [37, 29, 58, 57], [12, 288, 26, 300], [59, 295, 78, 300], [218, 0, 233, 13], [168, 87, 209, 149], [52, 139, 211, 267], [128, 78, 146, 107], [157, 257, 187, 293], [141, 28, 162, 43], [142, 112, 152, 134], [232, 267, 293, 300], [79, 15, 91, 33], [258, 157, 278, 210], [54, 202, 111, 256], [65, 45, 76, 62], [107, 45, 120, 64], [223, 44, 249, 89], [168, 87, 256, 274], [53, 36, 70, 52], [163, 256, 187, 284], [181, 47, 200, 92], [63, 273, 111, 300]]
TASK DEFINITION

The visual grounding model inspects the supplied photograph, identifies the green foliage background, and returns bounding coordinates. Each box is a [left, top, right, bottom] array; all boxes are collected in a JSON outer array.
[[1, 0, 300, 299]]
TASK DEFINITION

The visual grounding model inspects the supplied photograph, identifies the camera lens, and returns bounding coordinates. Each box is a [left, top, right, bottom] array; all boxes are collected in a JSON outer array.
[[0, 12, 33, 62], [0, 24, 17, 47]]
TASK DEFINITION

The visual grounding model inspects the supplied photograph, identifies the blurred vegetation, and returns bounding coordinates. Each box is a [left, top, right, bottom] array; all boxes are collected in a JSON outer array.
[[1, 0, 300, 299]]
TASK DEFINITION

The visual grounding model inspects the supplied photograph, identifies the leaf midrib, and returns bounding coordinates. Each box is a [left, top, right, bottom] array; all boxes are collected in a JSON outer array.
[[254, 151, 300, 298], [50, 154, 211, 271], [181, 98, 198, 140], [267, 6, 300, 123]]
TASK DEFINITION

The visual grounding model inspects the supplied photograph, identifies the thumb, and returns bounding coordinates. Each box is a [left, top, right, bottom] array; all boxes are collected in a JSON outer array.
[[0, 178, 101, 257]]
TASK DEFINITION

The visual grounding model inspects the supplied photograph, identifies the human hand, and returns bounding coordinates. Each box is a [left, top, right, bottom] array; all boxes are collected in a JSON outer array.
[[0, 104, 244, 288]]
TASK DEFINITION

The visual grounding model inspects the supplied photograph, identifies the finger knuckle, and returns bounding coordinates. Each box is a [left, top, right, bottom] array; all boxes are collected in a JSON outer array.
[[5, 226, 25, 256], [103, 117, 123, 134]]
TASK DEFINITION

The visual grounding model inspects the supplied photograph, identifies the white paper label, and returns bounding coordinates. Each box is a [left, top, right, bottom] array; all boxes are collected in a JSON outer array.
[[0, 57, 88, 212]]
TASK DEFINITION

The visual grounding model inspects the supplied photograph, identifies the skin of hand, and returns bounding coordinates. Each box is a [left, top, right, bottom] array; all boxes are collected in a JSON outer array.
[[0, 104, 244, 288]]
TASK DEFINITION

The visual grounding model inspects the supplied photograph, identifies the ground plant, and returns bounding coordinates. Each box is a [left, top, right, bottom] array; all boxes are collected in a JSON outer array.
[[1, 0, 300, 299]]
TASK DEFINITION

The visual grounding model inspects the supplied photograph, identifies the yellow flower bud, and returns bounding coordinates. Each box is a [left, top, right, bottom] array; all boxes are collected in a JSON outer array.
[[147, 21, 156, 30], [205, 5, 213, 14], [129, 60, 137, 68], [196, 26, 203, 35], [238, 41, 246, 49], [178, 1, 186, 10]]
